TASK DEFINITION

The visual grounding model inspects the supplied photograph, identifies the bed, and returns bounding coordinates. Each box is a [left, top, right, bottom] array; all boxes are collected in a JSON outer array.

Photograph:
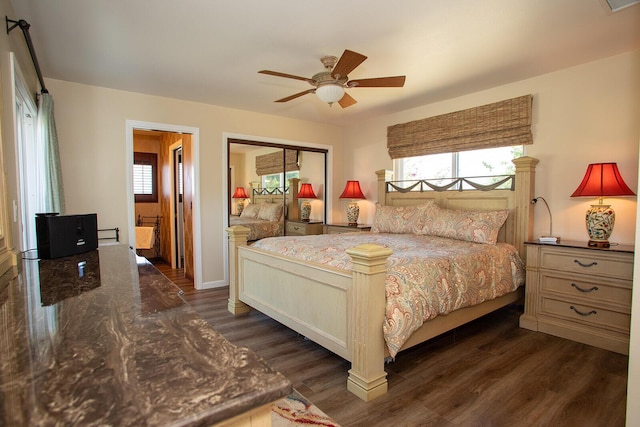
[[229, 179, 299, 241], [226, 156, 538, 401]]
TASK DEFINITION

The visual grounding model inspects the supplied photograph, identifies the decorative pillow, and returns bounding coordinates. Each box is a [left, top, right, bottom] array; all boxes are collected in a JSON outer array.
[[371, 202, 435, 234], [419, 205, 509, 244], [240, 203, 260, 218], [258, 203, 284, 222]]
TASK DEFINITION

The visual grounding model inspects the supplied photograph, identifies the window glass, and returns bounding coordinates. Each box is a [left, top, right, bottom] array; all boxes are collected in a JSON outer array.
[[261, 171, 300, 190], [133, 164, 154, 195], [133, 152, 158, 203], [458, 146, 523, 177], [395, 145, 523, 189]]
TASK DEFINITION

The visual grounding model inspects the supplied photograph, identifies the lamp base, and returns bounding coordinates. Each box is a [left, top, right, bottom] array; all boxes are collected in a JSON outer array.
[[300, 200, 311, 222], [346, 201, 360, 226], [588, 240, 610, 248], [236, 200, 245, 215], [585, 204, 615, 243]]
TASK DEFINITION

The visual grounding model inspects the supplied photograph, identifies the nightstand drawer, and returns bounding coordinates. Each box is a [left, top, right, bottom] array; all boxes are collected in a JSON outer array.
[[539, 248, 633, 280], [540, 273, 632, 307], [285, 221, 323, 236], [540, 297, 630, 333]]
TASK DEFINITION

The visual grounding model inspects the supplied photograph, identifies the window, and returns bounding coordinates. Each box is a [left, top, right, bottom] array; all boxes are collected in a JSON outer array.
[[395, 145, 524, 189], [261, 170, 300, 190], [133, 152, 158, 203]]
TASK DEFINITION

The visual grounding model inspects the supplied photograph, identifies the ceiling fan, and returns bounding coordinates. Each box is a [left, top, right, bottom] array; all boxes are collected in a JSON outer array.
[[258, 49, 406, 108]]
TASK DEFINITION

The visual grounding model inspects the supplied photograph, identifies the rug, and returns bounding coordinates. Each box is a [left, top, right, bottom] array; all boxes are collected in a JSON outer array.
[[272, 389, 341, 427]]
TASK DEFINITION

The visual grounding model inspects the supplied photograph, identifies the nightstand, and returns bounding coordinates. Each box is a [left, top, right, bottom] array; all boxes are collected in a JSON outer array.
[[520, 240, 634, 354], [323, 223, 372, 234], [285, 220, 323, 236]]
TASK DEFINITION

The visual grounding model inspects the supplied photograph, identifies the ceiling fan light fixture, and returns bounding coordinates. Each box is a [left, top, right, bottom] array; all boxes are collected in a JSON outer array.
[[316, 83, 344, 104]]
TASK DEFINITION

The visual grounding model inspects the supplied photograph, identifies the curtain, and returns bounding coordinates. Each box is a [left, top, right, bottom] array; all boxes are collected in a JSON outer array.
[[255, 149, 299, 176], [387, 95, 533, 159], [37, 93, 65, 214]]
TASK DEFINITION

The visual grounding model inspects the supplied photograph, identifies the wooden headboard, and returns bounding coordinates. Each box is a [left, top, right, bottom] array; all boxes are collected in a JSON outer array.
[[376, 156, 538, 260], [249, 179, 300, 220]]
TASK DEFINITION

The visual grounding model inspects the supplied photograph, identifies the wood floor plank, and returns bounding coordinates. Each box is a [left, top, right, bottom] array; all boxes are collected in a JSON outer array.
[[152, 261, 628, 427]]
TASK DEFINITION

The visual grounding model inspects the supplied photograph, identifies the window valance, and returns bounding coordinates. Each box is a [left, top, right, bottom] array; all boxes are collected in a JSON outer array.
[[387, 94, 533, 159], [255, 149, 299, 176]]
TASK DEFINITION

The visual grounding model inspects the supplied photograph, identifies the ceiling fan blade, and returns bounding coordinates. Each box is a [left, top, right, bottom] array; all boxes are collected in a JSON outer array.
[[338, 92, 357, 108], [348, 76, 406, 88], [275, 89, 315, 103], [259, 70, 314, 84], [331, 50, 367, 79]]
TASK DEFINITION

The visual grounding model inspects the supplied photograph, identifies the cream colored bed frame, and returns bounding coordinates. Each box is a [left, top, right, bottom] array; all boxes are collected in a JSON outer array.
[[227, 156, 538, 401], [249, 178, 299, 221]]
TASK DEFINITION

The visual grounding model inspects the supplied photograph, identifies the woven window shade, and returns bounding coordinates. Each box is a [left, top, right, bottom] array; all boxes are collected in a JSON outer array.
[[255, 149, 299, 176], [387, 95, 533, 159]]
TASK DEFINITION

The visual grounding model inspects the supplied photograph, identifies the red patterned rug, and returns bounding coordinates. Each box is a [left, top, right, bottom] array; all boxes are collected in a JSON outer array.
[[272, 389, 340, 427]]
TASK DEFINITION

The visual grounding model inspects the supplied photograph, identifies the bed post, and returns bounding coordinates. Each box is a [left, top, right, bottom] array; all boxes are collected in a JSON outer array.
[[345, 243, 393, 401], [249, 181, 259, 204], [512, 156, 539, 260], [375, 170, 393, 206], [226, 225, 252, 314]]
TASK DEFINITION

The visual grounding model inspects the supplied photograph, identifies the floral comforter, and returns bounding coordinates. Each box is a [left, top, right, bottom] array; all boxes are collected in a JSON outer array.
[[230, 217, 282, 241], [253, 233, 524, 357]]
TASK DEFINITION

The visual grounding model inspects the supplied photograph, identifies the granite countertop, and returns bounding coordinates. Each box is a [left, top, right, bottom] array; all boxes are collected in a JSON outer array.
[[0, 245, 291, 426]]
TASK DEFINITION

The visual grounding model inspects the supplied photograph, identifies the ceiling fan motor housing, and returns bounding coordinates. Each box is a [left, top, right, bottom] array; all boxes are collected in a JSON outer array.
[[259, 49, 405, 108]]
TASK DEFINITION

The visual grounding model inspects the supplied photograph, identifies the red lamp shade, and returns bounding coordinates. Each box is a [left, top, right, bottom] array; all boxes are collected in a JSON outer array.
[[232, 187, 249, 199], [570, 162, 636, 247], [570, 163, 635, 198], [297, 183, 317, 199], [339, 180, 366, 199]]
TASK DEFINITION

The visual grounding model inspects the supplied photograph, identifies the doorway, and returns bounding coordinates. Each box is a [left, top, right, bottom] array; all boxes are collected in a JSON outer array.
[[172, 144, 184, 269], [126, 120, 202, 288]]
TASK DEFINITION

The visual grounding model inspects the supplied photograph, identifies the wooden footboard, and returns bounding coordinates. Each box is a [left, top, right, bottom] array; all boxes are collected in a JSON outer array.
[[227, 226, 392, 401]]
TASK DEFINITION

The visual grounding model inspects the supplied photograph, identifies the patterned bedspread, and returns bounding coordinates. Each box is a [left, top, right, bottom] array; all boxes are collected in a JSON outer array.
[[253, 233, 524, 357], [230, 217, 282, 241]]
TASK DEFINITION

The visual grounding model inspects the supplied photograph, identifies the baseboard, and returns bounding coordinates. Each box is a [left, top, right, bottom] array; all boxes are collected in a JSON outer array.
[[196, 279, 227, 290]]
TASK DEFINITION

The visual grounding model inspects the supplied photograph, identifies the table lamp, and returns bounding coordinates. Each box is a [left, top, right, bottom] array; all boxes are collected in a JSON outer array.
[[570, 162, 635, 247], [339, 180, 366, 226], [232, 187, 249, 215], [297, 183, 317, 221]]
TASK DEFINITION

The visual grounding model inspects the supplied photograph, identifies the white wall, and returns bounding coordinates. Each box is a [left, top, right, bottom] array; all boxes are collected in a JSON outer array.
[[341, 50, 640, 246], [44, 78, 342, 287]]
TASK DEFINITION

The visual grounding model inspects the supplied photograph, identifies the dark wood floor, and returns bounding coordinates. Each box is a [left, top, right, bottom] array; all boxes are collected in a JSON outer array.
[[155, 262, 628, 427]]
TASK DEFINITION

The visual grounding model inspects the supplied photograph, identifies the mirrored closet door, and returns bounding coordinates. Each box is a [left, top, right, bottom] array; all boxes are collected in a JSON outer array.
[[227, 139, 327, 238]]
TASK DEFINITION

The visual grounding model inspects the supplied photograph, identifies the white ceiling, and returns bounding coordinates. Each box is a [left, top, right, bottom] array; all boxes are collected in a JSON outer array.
[[9, 0, 640, 126]]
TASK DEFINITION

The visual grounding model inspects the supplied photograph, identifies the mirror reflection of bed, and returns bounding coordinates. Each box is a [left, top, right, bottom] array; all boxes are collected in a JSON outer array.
[[227, 139, 327, 241]]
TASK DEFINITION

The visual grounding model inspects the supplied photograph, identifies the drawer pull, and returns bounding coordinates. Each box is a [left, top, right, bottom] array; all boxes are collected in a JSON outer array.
[[571, 283, 598, 293], [570, 306, 597, 317], [574, 259, 597, 268]]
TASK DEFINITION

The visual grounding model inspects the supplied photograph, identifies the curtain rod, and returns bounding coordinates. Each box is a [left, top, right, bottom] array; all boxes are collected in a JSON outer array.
[[6, 17, 48, 94]]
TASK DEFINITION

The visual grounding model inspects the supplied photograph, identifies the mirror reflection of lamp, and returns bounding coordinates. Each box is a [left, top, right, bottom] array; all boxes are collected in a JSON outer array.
[[339, 180, 366, 226], [570, 162, 636, 248], [297, 183, 317, 222], [232, 187, 249, 215]]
